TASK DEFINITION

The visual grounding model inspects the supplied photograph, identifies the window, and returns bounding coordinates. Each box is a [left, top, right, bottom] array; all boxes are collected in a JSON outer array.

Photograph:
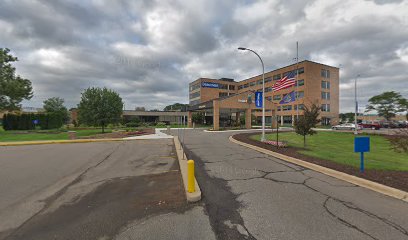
[[219, 83, 228, 90], [296, 79, 304, 86], [282, 105, 292, 111], [219, 92, 228, 98], [265, 87, 273, 92], [229, 85, 235, 90], [189, 91, 200, 99], [189, 83, 200, 91], [250, 82, 256, 86], [277, 106, 281, 111], [257, 80, 263, 85], [273, 74, 281, 80], [265, 77, 272, 83], [243, 83, 249, 88], [321, 81, 330, 89], [297, 67, 304, 74], [273, 95, 281, 100], [321, 104, 330, 112], [321, 69, 330, 78], [238, 85, 243, 90], [296, 91, 304, 99], [321, 92, 330, 100], [266, 96, 272, 101], [295, 104, 304, 110]]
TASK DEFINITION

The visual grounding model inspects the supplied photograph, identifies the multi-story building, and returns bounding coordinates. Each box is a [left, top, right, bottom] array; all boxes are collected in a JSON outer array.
[[188, 60, 339, 126]]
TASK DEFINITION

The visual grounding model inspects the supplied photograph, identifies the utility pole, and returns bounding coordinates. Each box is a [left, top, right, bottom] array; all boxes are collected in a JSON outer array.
[[354, 74, 360, 135]]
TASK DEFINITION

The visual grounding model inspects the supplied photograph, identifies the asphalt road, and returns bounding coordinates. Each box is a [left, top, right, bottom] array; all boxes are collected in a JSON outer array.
[[0, 140, 215, 240], [177, 129, 408, 240]]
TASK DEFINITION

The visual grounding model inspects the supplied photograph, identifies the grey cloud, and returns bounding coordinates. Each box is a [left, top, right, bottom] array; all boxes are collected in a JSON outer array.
[[2, 0, 408, 112]]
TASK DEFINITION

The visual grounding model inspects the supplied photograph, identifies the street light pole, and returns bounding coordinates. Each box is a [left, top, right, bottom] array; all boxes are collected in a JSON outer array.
[[354, 74, 360, 135], [238, 47, 266, 141]]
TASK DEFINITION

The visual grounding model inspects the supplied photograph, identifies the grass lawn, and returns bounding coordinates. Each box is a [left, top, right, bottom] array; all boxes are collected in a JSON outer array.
[[0, 128, 112, 142], [251, 131, 408, 171]]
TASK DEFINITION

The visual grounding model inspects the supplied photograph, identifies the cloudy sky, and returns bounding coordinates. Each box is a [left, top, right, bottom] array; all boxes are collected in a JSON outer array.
[[1, 0, 407, 112]]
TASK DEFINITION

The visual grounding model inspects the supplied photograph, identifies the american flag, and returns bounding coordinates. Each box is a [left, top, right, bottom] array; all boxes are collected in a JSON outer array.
[[272, 71, 296, 92]]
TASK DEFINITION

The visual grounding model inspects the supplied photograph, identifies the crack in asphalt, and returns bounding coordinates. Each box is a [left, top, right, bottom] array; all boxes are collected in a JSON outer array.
[[2, 142, 124, 240], [323, 197, 380, 240]]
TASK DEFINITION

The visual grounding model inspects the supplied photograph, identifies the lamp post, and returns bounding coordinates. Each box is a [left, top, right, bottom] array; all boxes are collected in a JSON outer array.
[[354, 74, 360, 135], [238, 47, 266, 141]]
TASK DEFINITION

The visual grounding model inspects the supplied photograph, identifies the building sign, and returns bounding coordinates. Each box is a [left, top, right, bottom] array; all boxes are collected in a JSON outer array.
[[238, 99, 247, 103], [255, 91, 263, 108], [202, 82, 219, 88], [198, 105, 206, 109]]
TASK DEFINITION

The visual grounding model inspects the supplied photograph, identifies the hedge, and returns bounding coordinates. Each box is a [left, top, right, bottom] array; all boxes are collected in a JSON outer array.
[[2, 113, 64, 130]]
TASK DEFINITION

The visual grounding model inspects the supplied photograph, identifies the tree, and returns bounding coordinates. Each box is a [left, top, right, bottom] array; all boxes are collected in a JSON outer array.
[[0, 48, 33, 111], [365, 91, 406, 121], [294, 103, 321, 147], [192, 112, 204, 124], [339, 112, 355, 123], [135, 106, 146, 111], [43, 97, 69, 123], [77, 87, 123, 133], [398, 98, 408, 120], [163, 103, 189, 111]]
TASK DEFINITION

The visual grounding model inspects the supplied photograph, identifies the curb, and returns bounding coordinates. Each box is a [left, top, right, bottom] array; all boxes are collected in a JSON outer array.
[[0, 138, 149, 147], [229, 136, 408, 203], [173, 136, 201, 202]]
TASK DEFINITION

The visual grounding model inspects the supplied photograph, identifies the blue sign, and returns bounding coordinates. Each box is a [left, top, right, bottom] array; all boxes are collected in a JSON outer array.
[[354, 136, 370, 173], [279, 91, 296, 104], [201, 82, 219, 88], [33, 119, 39, 125], [255, 91, 263, 108], [354, 137, 370, 153]]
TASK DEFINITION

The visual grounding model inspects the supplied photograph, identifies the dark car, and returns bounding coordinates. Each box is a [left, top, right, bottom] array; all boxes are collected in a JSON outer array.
[[380, 121, 399, 128], [359, 121, 381, 130]]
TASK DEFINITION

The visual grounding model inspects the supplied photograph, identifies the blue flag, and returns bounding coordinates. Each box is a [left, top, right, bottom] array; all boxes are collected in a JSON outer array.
[[279, 91, 296, 104]]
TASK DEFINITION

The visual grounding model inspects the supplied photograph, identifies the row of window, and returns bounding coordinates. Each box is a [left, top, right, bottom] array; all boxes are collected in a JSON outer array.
[[190, 83, 200, 91], [189, 91, 200, 99], [277, 104, 305, 111], [238, 79, 305, 90]]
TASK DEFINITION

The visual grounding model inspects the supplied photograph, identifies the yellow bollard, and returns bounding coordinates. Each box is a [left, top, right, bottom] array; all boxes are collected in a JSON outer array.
[[187, 160, 195, 193]]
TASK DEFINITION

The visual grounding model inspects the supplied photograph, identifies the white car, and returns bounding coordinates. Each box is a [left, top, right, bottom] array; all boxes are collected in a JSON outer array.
[[332, 123, 362, 131]]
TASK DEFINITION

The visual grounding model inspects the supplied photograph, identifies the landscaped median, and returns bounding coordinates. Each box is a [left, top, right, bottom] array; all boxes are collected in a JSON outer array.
[[231, 131, 408, 201], [0, 127, 155, 145]]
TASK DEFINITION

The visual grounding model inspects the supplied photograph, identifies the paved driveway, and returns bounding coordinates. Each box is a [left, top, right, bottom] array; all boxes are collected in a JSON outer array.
[[178, 129, 408, 240], [0, 140, 215, 240]]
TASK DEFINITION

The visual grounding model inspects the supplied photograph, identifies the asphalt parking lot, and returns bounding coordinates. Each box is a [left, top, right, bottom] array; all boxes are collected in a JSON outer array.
[[0, 140, 214, 240]]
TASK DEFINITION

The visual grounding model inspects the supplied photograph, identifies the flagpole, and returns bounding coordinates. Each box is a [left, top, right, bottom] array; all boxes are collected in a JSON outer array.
[[296, 41, 299, 121]]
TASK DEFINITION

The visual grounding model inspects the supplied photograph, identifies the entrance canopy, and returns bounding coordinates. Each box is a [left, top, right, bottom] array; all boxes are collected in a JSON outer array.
[[188, 91, 276, 130]]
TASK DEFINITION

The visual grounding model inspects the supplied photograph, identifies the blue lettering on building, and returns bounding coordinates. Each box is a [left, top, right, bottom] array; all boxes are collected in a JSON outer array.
[[202, 82, 219, 88]]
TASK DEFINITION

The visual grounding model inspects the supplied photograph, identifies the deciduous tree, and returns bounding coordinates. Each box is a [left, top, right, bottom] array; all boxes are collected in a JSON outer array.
[[43, 97, 69, 123], [366, 91, 406, 121], [77, 87, 123, 133], [294, 103, 321, 147], [0, 48, 33, 111]]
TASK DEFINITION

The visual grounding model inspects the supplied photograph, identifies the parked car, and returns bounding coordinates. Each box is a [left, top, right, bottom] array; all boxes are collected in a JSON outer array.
[[359, 121, 381, 130], [332, 123, 362, 131], [380, 121, 399, 128]]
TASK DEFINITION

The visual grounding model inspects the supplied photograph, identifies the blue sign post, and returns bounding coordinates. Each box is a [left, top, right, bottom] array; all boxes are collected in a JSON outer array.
[[354, 136, 370, 173], [255, 91, 263, 108]]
